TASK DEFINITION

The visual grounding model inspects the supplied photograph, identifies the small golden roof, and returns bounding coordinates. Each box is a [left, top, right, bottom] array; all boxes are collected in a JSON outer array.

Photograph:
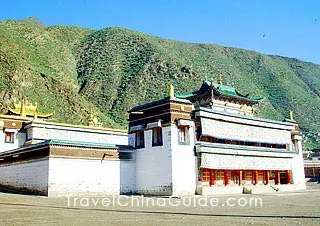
[[8, 99, 53, 118]]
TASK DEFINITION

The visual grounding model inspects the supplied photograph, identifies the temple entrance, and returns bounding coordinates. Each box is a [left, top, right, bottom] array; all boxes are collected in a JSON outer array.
[[280, 172, 287, 184], [258, 171, 264, 184], [231, 170, 241, 185]]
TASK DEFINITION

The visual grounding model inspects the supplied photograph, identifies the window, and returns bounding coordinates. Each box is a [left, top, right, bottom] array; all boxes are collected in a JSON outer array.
[[230, 140, 237, 145], [5, 132, 14, 143], [152, 127, 163, 146], [202, 136, 210, 142], [199, 136, 287, 149], [216, 170, 224, 180], [135, 130, 145, 148], [196, 126, 201, 140], [246, 171, 253, 181], [201, 168, 210, 182], [178, 126, 189, 145]]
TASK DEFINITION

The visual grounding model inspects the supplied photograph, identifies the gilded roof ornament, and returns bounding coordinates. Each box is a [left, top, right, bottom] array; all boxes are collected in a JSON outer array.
[[168, 83, 175, 98], [87, 107, 102, 127], [33, 105, 38, 121], [289, 110, 294, 120], [20, 98, 26, 117], [217, 73, 223, 86], [88, 107, 94, 126]]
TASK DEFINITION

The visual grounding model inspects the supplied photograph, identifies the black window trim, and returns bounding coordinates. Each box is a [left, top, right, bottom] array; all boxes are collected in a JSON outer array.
[[135, 130, 145, 149], [178, 126, 190, 145], [4, 131, 15, 144], [152, 127, 163, 147]]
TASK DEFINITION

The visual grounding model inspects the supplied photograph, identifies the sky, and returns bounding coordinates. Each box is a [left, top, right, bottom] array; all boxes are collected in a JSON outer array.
[[1, 0, 320, 64]]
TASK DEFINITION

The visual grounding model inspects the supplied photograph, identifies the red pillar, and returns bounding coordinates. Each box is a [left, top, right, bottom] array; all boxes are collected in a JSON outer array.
[[210, 169, 215, 186], [224, 170, 229, 185], [265, 171, 270, 185], [275, 170, 280, 184], [239, 170, 243, 185], [253, 170, 258, 185], [286, 170, 291, 184]]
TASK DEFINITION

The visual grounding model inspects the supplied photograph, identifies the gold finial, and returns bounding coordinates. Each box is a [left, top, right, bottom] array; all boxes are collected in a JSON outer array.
[[33, 108, 38, 121], [168, 83, 174, 98], [20, 98, 26, 117], [88, 107, 94, 126], [289, 110, 294, 120], [217, 73, 223, 85]]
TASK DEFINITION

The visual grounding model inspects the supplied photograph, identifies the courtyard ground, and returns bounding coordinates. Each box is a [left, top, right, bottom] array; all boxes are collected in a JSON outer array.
[[0, 183, 319, 226]]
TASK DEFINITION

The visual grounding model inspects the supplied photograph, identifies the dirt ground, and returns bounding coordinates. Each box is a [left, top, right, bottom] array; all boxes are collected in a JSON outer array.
[[0, 183, 319, 226]]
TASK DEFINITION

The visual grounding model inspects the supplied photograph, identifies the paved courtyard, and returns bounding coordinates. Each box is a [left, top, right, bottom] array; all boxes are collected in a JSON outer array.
[[0, 183, 319, 226]]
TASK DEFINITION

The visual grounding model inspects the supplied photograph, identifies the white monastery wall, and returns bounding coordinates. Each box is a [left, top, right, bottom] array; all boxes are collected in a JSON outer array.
[[170, 125, 197, 196], [135, 127, 173, 195], [291, 136, 306, 189], [48, 157, 135, 197], [0, 130, 26, 153], [0, 158, 49, 194], [200, 152, 292, 170], [26, 124, 128, 145], [200, 117, 292, 144], [210, 99, 254, 116]]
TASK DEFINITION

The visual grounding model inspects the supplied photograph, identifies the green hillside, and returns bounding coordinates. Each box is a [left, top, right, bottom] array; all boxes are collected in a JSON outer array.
[[0, 18, 119, 127], [1, 18, 320, 149]]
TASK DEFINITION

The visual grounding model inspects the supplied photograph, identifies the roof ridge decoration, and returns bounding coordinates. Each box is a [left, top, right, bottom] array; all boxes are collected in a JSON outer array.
[[87, 107, 103, 128], [217, 73, 223, 86], [168, 83, 175, 98], [283, 110, 297, 124], [8, 98, 53, 118]]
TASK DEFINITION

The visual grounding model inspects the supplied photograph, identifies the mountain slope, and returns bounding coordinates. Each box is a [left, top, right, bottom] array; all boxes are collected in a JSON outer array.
[[0, 18, 119, 127], [1, 19, 320, 148], [76, 28, 320, 134]]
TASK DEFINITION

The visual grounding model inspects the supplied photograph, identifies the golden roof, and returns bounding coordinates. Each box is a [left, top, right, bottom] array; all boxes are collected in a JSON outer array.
[[8, 99, 53, 118]]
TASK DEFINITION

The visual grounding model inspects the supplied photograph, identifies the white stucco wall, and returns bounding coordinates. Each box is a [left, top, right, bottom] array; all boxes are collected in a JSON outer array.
[[200, 152, 292, 170], [170, 125, 197, 196], [134, 124, 198, 196], [26, 123, 128, 145], [135, 127, 173, 195], [291, 137, 306, 189], [48, 157, 135, 197], [0, 130, 26, 153], [201, 117, 292, 144], [0, 158, 49, 194], [209, 99, 254, 116]]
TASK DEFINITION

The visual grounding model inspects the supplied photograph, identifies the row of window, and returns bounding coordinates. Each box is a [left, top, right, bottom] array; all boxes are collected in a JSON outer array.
[[199, 135, 288, 149], [201, 169, 292, 184], [135, 126, 190, 148]]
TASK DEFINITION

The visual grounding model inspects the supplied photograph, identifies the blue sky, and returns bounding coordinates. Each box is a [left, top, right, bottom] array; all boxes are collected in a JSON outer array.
[[1, 0, 320, 64]]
